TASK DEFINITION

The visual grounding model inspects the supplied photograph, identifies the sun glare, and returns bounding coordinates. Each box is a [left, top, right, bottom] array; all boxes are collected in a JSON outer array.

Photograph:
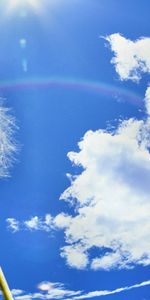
[[7, 0, 41, 14]]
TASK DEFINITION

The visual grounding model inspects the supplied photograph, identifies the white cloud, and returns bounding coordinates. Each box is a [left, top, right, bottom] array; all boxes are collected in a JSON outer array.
[[25, 216, 42, 230], [37, 281, 81, 299], [11, 289, 24, 296], [60, 245, 89, 270], [6, 214, 53, 232], [13, 281, 82, 300], [53, 87, 150, 270], [91, 252, 123, 271], [145, 85, 150, 115], [6, 218, 20, 232], [73, 279, 150, 300], [0, 101, 17, 178], [105, 33, 150, 81], [9, 279, 150, 300], [24, 214, 53, 231], [54, 213, 72, 229]]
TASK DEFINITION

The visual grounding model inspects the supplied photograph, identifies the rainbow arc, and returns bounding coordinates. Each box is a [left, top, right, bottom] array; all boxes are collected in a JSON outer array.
[[0, 76, 142, 107]]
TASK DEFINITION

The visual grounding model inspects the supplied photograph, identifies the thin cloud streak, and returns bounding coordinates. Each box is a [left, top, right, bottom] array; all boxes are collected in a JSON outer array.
[[73, 280, 150, 299]]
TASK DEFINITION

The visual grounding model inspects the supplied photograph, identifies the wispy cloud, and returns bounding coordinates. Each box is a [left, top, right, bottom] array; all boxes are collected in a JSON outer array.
[[7, 218, 20, 232], [24, 215, 53, 231], [105, 33, 150, 81], [11, 289, 25, 296], [6, 214, 53, 232], [10, 279, 150, 300], [0, 101, 17, 178], [73, 279, 150, 299], [37, 281, 82, 299], [12, 281, 82, 300]]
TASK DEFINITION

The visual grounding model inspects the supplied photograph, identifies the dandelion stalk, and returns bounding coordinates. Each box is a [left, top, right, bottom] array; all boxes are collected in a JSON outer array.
[[0, 267, 14, 300]]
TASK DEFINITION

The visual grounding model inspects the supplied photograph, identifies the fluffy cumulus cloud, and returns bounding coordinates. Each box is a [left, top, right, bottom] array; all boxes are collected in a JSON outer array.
[[0, 101, 17, 178], [53, 87, 150, 270], [105, 33, 150, 81]]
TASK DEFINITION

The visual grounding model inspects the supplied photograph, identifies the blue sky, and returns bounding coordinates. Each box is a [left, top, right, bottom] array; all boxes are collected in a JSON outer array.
[[0, 1, 150, 300]]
